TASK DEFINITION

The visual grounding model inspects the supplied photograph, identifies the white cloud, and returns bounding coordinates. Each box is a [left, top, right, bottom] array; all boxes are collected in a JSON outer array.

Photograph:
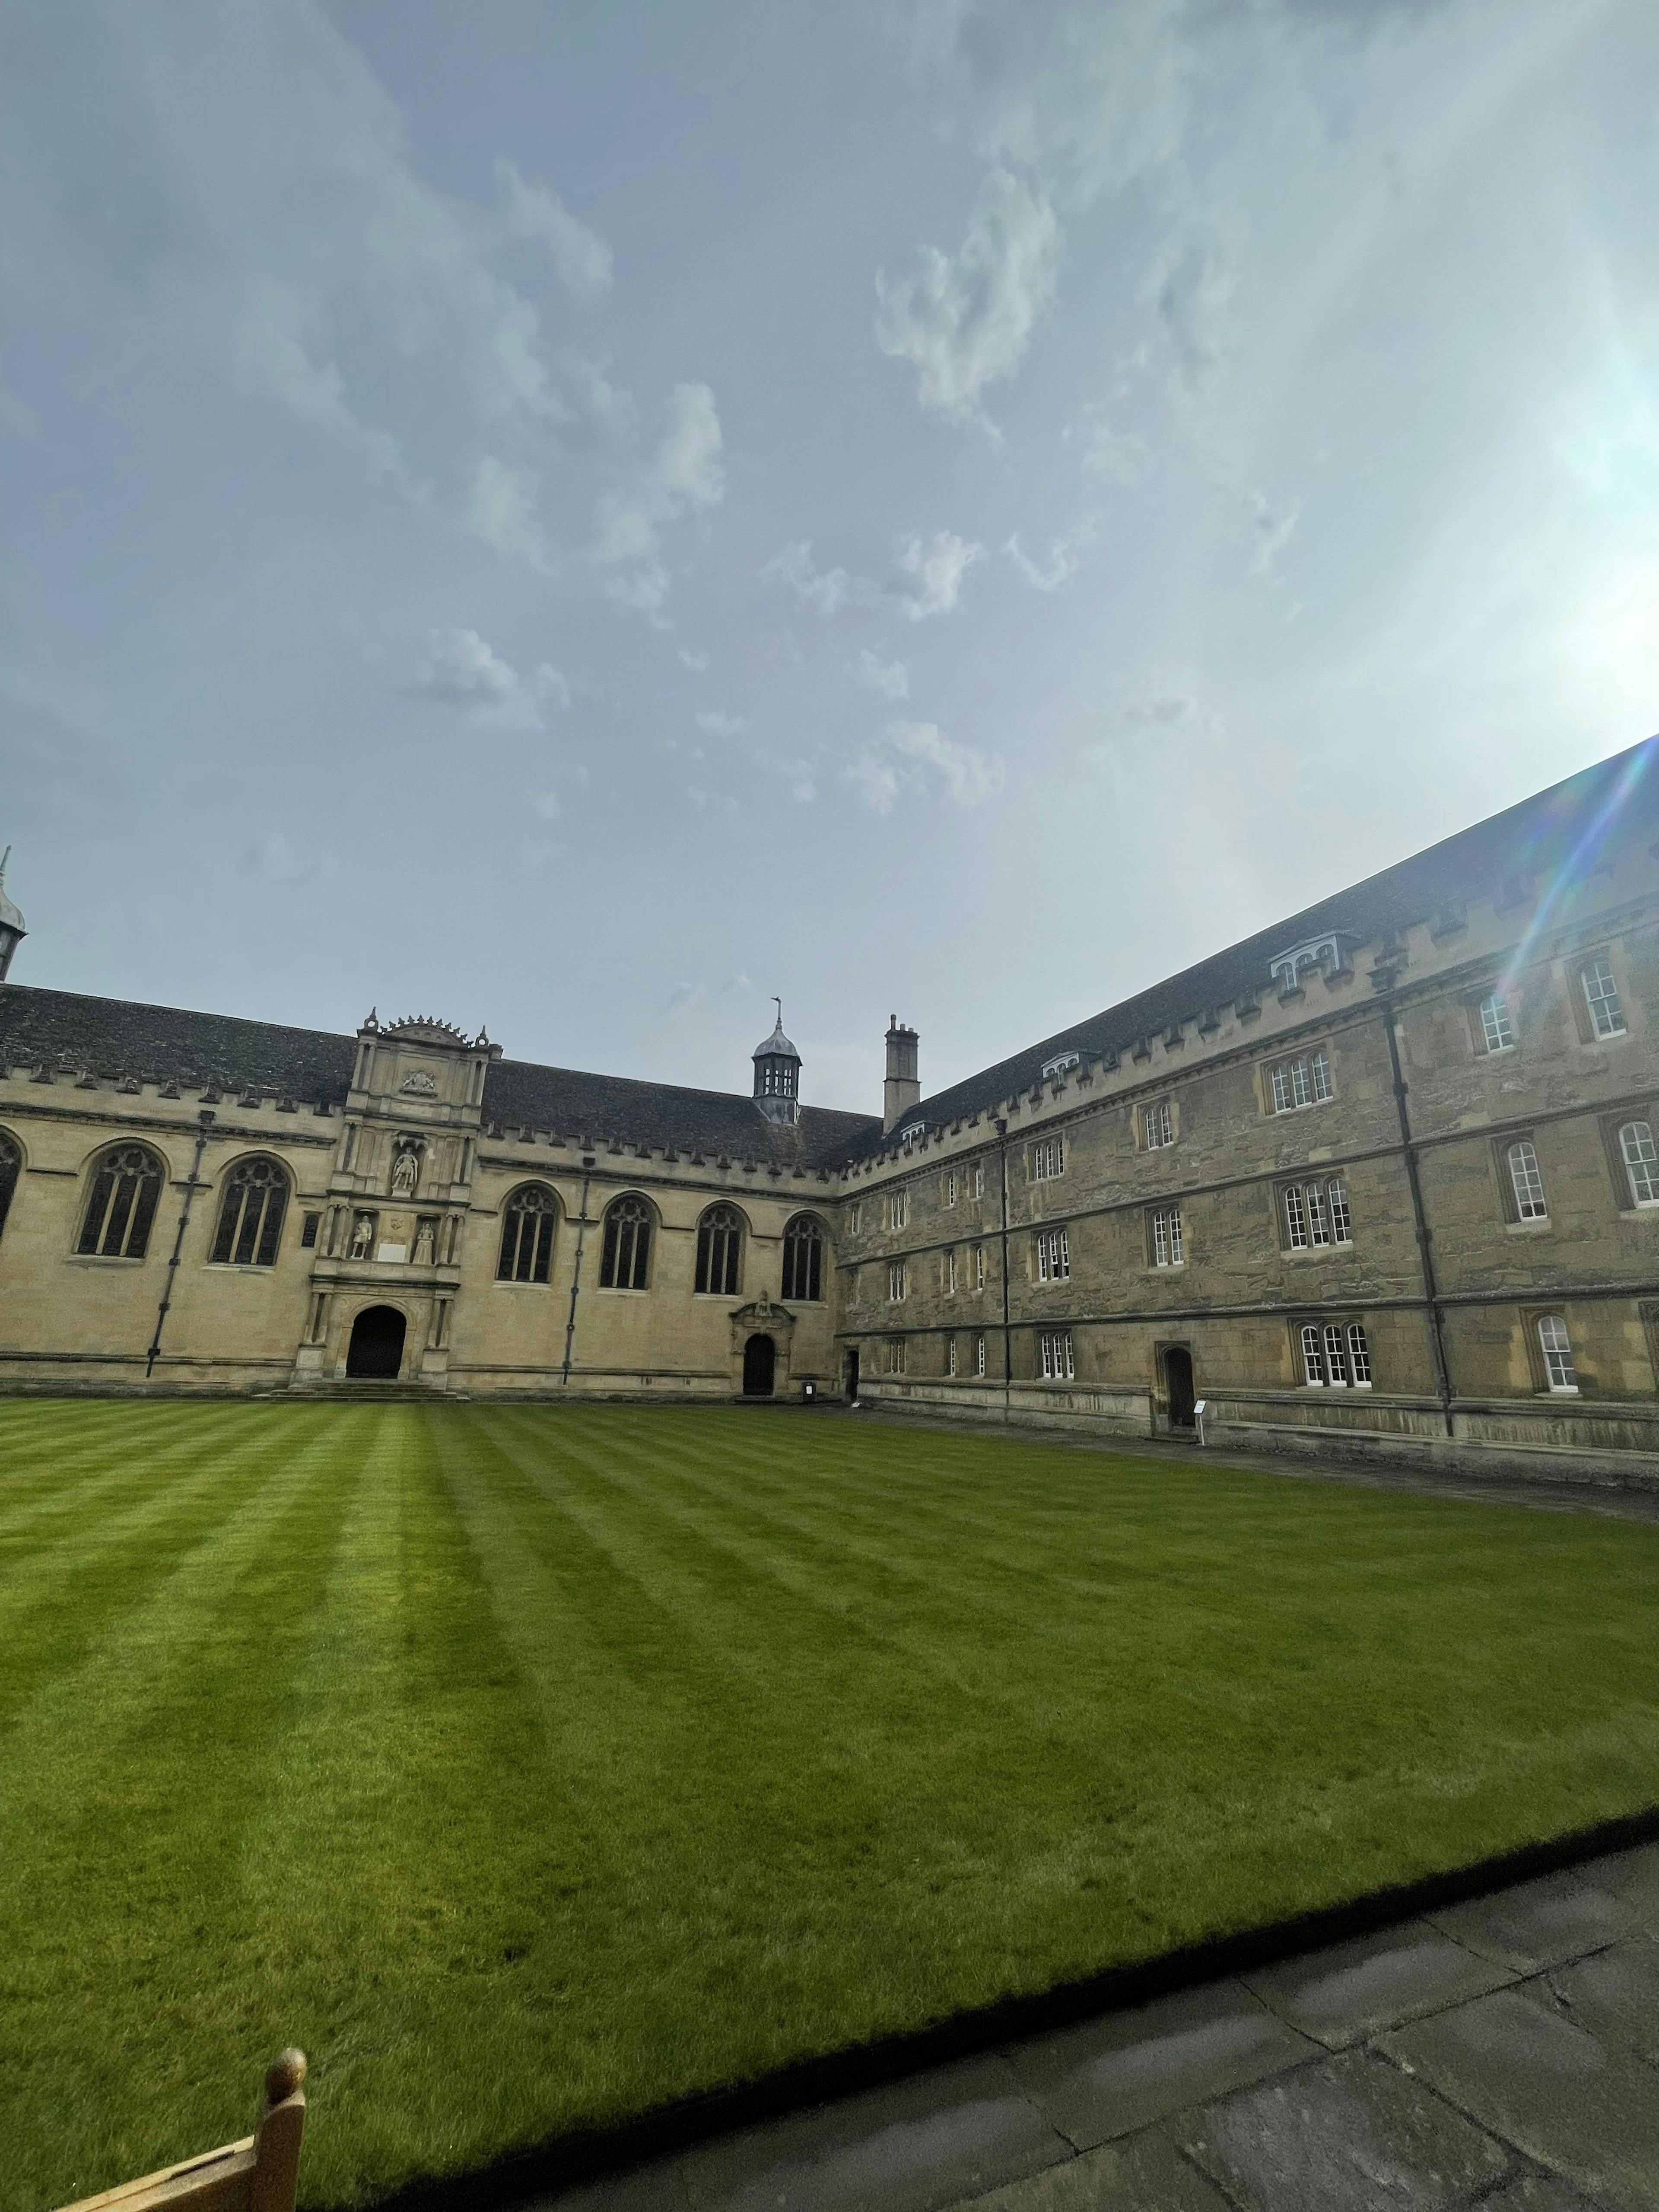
[[655, 383, 725, 508], [695, 710, 750, 737], [410, 627, 569, 731], [1076, 414, 1151, 487], [895, 530, 985, 620], [855, 650, 910, 700], [1153, 230, 1238, 394], [763, 541, 859, 617], [592, 382, 725, 615], [677, 647, 710, 672], [493, 157, 613, 298], [874, 168, 1060, 429], [1244, 487, 1300, 583], [1005, 515, 1100, 591], [845, 719, 1004, 812], [468, 455, 549, 568], [755, 749, 819, 803]]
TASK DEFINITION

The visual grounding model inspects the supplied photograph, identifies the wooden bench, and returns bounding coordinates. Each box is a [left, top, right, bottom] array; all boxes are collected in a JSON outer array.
[[56, 2050, 306, 2212]]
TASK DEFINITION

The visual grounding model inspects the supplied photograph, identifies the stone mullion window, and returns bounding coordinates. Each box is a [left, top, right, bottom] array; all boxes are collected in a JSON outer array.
[[694, 1205, 743, 1295], [1617, 1120, 1658, 1207], [782, 1214, 824, 1301], [210, 1157, 290, 1267], [77, 1145, 165, 1259], [599, 1196, 652, 1289], [498, 1185, 557, 1283]]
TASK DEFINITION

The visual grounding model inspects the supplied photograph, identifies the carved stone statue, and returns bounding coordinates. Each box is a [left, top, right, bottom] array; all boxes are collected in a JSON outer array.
[[411, 1217, 436, 1266], [350, 1212, 375, 1259], [391, 1146, 420, 1198]]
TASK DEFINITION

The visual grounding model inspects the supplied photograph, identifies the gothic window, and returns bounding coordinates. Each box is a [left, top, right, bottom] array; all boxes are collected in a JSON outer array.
[[781, 1213, 824, 1301], [0, 1129, 19, 1247], [498, 1184, 557, 1283], [974, 1243, 986, 1290], [888, 1189, 909, 1232], [1581, 957, 1625, 1040], [1347, 1323, 1373, 1385], [975, 1333, 986, 1376], [847, 1202, 863, 1234], [888, 1260, 906, 1302], [969, 1163, 985, 1201], [1143, 1100, 1173, 1148], [1302, 1319, 1373, 1387], [1032, 1136, 1065, 1181], [1506, 1140, 1548, 1221], [886, 1338, 906, 1375], [77, 1144, 165, 1259], [947, 1336, 958, 1377], [599, 1195, 652, 1289], [1478, 993, 1515, 1053], [1268, 1048, 1333, 1113], [694, 1204, 742, 1295], [944, 1247, 959, 1294], [1618, 1121, 1658, 1207], [210, 1156, 290, 1267], [1036, 1227, 1069, 1282], [1537, 1315, 1577, 1393], [942, 1169, 957, 1206], [1151, 1205, 1183, 1267]]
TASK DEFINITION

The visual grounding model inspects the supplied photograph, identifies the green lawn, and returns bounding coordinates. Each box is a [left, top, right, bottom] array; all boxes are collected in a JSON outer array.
[[5, 1402, 1659, 2209]]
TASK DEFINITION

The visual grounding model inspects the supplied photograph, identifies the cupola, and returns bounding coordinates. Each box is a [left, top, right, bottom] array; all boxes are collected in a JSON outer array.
[[0, 849, 25, 983], [752, 1000, 801, 1126]]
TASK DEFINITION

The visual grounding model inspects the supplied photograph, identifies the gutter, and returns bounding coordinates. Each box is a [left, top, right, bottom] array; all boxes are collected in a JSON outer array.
[[995, 1116, 1012, 1420], [560, 1153, 596, 1387], [1376, 982, 1455, 1437], [146, 1110, 214, 1379]]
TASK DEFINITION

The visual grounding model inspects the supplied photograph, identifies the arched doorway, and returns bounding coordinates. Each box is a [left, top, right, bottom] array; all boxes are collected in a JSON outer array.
[[347, 1305, 407, 1380], [1164, 1344, 1196, 1431], [742, 1333, 775, 1397]]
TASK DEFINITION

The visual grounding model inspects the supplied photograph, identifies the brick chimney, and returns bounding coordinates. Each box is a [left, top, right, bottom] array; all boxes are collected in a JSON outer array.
[[883, 1017, 920, 1132]]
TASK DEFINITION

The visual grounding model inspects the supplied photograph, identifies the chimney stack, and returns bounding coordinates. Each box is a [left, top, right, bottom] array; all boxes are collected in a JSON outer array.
[[883, 1016, 920, 1132]]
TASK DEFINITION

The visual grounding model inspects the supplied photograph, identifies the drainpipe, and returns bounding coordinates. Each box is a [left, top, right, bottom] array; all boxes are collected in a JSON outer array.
[[1378, 986, 1455, 1437], [146, 1110, 214, 1379], [995, 1118, 1012, 1422], [560, 1155, 595, 1386]]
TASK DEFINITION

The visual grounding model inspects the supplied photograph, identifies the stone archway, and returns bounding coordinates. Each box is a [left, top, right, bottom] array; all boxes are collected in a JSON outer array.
[[347, 1305, 407, 1380], [742, 1333, 776, 1397]]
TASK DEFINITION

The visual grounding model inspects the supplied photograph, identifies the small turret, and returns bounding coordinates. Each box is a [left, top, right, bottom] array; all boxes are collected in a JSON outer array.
[[753, 1000, 801, 1126], [884, 1016, 920, 1132], [0, 849, 25, 983]]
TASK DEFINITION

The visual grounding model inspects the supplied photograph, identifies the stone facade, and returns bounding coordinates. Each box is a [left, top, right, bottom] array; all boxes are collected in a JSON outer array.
[[1, 741, 1656, 1475]]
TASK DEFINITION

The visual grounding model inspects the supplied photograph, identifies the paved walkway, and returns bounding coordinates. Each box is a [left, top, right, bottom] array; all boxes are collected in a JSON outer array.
[[536, 1840, 1659, 2211]]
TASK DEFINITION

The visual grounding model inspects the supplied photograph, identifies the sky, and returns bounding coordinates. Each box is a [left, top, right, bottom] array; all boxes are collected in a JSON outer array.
[[2, 0, 1656, 1115]]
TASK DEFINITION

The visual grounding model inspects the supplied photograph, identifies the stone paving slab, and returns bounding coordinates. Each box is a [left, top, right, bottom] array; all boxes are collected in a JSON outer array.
[[1576, 1843, 1659, 1936], [1382, 1980, 1659, 2211], [1241, 1919, 1515, 2049], [951, 2126, 1232, 2210], [1550, 1937, 1659, 2066], [1000, 1980, 1318, 2149], [1425, 1867, 1635, 1974], [1476, 2177, 1611, 2211], [676, 2053, 1069, 2212], [1171, 2047, 1512, 2210]]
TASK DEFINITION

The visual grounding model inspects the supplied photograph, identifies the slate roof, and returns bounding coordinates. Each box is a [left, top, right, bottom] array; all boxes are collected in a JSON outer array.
[[0, 985, 877, 1170], [845, 735, 1659, 1160]]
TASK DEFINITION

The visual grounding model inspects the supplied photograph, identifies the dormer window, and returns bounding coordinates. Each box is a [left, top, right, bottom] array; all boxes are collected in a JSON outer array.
[[1040, 1050, 1081, 1082], [1268, 934, 1355, 995]]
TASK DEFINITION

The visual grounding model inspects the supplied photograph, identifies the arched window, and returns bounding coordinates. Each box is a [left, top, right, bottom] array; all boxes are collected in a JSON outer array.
[[599, 1195, 651, 1289], [1506, 1140, 1548, 1220], [77, 1144, 165, 1259], [695, 1204, 743, 1295], [210, 1156, 290, 1267], [782, 1213, 825, 1302], [0, 1129, 20, 1247], [1618, 1121, 1658, 1207], [498, 1184, 557, 1282]]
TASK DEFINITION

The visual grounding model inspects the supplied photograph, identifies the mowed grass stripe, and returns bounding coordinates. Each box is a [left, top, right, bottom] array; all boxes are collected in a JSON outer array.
[[2, 1413, 369, 2205], [0, 1398, 255, 1534], [0, 1406, 352, 1730], [6, 1401, 1659, 2212]]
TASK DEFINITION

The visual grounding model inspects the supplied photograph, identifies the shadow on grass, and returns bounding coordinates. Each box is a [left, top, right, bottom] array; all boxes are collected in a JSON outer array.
[[370, 1799, 1659, 2212]]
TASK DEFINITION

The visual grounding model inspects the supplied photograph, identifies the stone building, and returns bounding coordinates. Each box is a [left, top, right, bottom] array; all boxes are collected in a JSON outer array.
[[1, 741, 1656, 1476]]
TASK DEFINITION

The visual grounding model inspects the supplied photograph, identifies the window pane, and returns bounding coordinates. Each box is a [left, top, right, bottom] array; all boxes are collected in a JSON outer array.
[[1620, 1121, 1658, 1205], [1284, 1186, 1307, 1248], [1328, 1178, 1352, 1243], [1508, 1141, 1547, 1219], [1167, 1208, 1182, 1264], [1311, 1050, 1332, 1101], [1306, 1184, 1330, 1246], [1538, 1315, 1576, 1391], [1301, 1325, 1325, 1384], [1324, 1323, 1349, 1385], [1480, 994, 1514, 1052], [1271, 1066, 1290, 1113], [1583, 959, 1625, 1038], [1348, 1323, 1372, 1385], [255, 1182, 286, 1266], [1291, 1058, 1310, 1107]]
